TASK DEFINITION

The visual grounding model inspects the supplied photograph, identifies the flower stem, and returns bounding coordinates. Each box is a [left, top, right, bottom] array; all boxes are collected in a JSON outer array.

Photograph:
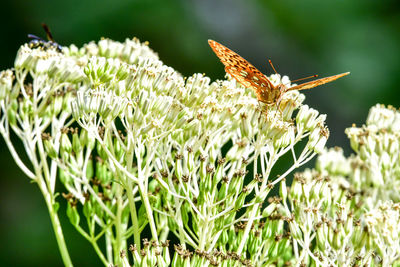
[[139, 183, 159, 241], [37, 177, 73, 267], [237, 148, 276, 254], [125, 134, 141, 249], [126, 180, 141, 249]]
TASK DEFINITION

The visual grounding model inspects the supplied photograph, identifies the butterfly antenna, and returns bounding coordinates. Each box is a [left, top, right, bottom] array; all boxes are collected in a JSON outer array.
[[41, 23, 55, 42], [268, 59, 278, 74], [282, 74, 319, 87], [291, 74, 318, 83]]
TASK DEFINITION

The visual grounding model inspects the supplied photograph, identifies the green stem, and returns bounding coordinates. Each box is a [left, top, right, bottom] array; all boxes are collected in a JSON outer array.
[[37, 177, 73, 267], [125, 133, 141, 249], [139, 183, 159, 241], [237, 150, 276, 254], [135, 141, 159, 241], [105, 228, 113, 264], [199, 216, 209, 250], [126, 180, 141, 249], [114, 186, 123, 265], [90, 238, 109, 266], [73, 221, 109, 266]]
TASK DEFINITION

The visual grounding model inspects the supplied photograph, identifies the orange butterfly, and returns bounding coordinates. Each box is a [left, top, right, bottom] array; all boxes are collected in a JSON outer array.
[[208, 39, 349, 105]]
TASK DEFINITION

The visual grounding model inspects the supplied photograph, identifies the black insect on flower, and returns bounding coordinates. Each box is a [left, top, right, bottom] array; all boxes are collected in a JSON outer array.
[[28, 23, 63, 52]]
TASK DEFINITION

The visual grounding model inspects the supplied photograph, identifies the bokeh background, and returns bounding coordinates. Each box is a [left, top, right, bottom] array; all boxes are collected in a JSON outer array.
[[0, 0, 399, 266]]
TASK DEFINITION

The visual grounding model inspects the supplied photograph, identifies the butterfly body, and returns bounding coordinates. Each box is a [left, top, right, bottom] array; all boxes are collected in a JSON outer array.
[[208, 39, 349, 105]]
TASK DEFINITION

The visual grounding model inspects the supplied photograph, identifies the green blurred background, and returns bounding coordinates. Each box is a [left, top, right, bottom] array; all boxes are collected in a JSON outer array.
[[0, 0, 399, 265]]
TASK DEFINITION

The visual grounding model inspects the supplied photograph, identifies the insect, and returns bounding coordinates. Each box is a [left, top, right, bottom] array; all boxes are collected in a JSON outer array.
[[208, 39, 349, 106], [28, 23, 63, 52]]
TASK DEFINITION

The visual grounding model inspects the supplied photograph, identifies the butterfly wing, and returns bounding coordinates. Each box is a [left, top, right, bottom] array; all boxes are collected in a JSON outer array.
[[208, 39, 275, 103], [287, 72, 350, 91]]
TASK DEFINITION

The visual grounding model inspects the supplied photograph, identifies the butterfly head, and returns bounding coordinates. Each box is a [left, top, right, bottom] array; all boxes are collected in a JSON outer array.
[[258, 74, 290, 105]]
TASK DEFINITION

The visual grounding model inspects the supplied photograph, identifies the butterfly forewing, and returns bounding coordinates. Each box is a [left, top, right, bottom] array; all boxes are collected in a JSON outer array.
[[208, 40, 274, 103], [287, 72, 350, 91]]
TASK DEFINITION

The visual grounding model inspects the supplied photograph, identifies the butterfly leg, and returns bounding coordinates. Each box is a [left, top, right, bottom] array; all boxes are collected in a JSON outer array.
[[272, 98, 284, 122], [257, 101, 263, 123]]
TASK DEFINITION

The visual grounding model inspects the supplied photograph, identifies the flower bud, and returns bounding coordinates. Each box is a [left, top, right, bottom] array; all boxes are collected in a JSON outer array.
[[59, 168, 71, 185], [296, 105, 319, 131], [289, 221, 303, 240], [7, 107, 17, 126], [262, 203, 277, 218], [66, 203, 80, 226], [60, 130, 72, 154], [307, 127, 329, 153], [279, 180, 288, 202], [0, 70, 14, 100], [43, 138, 57, 159]]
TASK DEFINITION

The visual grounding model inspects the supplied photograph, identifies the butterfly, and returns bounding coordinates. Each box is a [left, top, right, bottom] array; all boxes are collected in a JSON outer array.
[[208, 39, 349, 105], [28, 23, 63, 52]]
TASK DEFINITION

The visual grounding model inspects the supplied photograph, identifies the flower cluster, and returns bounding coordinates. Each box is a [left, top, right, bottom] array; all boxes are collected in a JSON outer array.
[[345, 104, 400, 205], [3, 36, 382, 267], [280, 104, 400, 266]]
